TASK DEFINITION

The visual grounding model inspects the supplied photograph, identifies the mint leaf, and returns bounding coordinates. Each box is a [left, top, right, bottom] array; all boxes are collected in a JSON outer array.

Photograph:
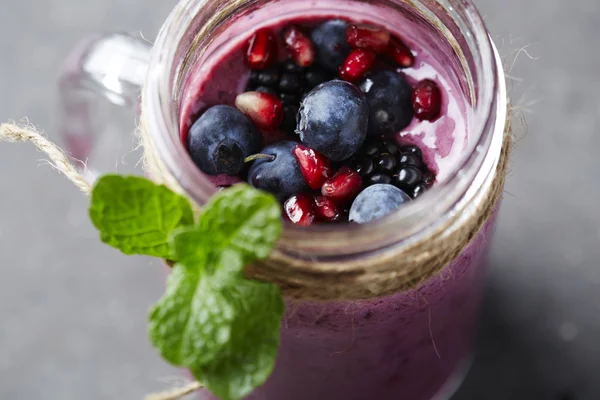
[[198, 184, 283, 263], [89, 175, 193, 258], [148, 184, 283, 400], [192, 280, 283, 400], [148, 262, 238, 367]]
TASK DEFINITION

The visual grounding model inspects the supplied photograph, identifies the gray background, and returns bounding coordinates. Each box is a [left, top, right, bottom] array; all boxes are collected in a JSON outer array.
[[0, 0, 597, 399]]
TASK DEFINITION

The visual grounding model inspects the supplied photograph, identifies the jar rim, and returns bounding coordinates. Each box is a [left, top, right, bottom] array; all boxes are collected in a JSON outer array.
[[143, 0, 503, 257]]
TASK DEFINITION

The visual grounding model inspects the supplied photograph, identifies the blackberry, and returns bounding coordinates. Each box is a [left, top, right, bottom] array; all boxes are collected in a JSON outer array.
[[255, 86, 277, 95], [351, 141, 433, 198], [279, 92, 301, 106], [246, 58, 335, 134], [281, 105, 299, 133], [254, 68, 280, 87], [279, 72, 304, 93]]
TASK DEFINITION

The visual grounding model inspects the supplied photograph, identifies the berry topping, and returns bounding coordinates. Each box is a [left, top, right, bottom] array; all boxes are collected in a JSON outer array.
[[397, 153, 422, 168], [185, 18, 442, 226], [279, 92, 301, 106], [246, 29, 277, 70], [247, 141, 309, 199], [304, 66, 332, 89], [255, 86, 277, 96], [297, 80, 368, 161], [313, 195, 342, 222], [292, 144, 332, 189], [311, 19, 352, 71], [349, 184, 411, 224], [281, 59, 304, 73], [353, 157, 375, 177], [411, 183, 427, 199], [339, 49, 377, 82], [375, 153, 397, 173], [283, 25, 316, 67], [252, 68, 281, 87], [235, 91, 283, 130], [278, 71, 304, 94], [360, 70, 413, 136], [284, 193, 316, 226], [393, 165, 423, 188], [412, 79, 442, 121], [281, 105, 299, 133], [187, 105, 261, 176], [367, 173, 392, 185], [321, 167, 363, 205], [346, 24, 390, 53], [400, 144, 422, 157], [349, 141, 433, 196], [386, 37, 414, 68]]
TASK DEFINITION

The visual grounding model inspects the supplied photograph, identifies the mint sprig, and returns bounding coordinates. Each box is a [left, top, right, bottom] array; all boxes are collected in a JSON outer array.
[[89, 175, 193, 259], [89, 176, 284, 400]]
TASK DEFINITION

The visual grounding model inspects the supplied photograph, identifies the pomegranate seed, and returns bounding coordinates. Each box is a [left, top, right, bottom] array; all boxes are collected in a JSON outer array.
[[313, 195, 341, 222], [321, 167, 363, 205], [284, 194, 316, 226], [338, 49, 376, 82], [283, 25, 315, 67], [235, 91, 283, 130], [292, 144, 332, 190], [346, 24, 390, 53], [386, 37, 414, 68], [246, 29, 278, 70], [412, 80, 442, 121]]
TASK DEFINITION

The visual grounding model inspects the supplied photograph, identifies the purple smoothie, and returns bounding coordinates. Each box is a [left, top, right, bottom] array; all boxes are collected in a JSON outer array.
[[180, 2, 491, 399]]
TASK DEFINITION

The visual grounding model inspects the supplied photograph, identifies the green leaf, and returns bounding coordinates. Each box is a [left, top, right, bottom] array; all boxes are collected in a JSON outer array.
[[192, 280, 284, 400], [148, 262, 238, 367], [89, 175, 193, 258], [148, 184, 284, 400], [198, 184, 282, 263]]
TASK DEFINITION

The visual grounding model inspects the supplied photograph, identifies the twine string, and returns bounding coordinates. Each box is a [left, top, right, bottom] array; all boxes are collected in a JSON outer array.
[[0, 122, 92, 195], [144, 381, 203, 400]]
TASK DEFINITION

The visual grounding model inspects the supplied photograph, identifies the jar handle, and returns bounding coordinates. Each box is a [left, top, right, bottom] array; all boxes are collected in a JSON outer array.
[[58, 32, 152, 182]]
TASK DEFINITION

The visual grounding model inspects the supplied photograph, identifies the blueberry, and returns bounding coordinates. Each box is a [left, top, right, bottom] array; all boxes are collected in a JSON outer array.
[[361, 70, 414, 136], [349, 184, 412, 223], [279, 72, 304, 93], [311, 19, 352, 71], [297, 80, 368, 161], [187, 105, 261, 175], [247, 141, 309, 198]]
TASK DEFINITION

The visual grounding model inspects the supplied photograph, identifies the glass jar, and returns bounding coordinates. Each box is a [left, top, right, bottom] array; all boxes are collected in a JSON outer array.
[[58, 0, 507, 399]]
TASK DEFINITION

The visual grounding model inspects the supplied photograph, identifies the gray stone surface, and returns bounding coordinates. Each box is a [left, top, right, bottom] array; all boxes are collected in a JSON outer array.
[[0, 0, 597, 399]]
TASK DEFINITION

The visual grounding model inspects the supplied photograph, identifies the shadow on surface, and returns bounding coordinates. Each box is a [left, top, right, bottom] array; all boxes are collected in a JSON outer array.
[[452, 276, 582, 400]]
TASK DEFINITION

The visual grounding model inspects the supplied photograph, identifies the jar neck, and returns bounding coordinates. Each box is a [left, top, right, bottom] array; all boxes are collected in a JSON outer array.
[[142, 0, 502, 258]]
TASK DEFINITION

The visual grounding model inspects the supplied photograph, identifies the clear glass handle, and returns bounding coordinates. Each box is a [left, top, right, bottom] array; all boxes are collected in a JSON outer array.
[[58, 32, 152, 182]]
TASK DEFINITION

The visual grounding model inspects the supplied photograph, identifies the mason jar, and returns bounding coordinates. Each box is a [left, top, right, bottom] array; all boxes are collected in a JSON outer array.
[[58, 0, 508, 399]]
